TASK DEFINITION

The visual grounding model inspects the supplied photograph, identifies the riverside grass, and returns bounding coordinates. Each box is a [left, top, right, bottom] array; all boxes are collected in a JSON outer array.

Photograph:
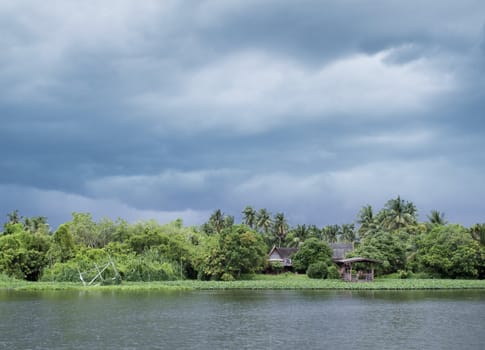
[[2, 273, 485, 291]]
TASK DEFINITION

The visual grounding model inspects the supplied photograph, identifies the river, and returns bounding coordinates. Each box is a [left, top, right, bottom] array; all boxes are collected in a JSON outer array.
[[1, 289, 484, 349]]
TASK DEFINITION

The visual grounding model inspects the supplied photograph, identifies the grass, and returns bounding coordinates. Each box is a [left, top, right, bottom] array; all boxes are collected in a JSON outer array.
[[2, 273, 485, 291]]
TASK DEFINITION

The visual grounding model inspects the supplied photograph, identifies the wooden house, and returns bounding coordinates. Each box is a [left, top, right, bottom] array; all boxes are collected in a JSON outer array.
[[268, 242, 381, 281], [268, 246, 298, 267]]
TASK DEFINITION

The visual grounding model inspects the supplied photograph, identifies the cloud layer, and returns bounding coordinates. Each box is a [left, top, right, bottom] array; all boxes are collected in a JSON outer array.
[[1, 0, 484, 228]]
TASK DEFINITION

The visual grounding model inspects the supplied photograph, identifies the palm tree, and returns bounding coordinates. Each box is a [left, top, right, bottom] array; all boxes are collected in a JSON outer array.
[[382, 195, 417, 231], [273, 212, 289, 247], [470, 223, 485, 245], [7, 210, 21, 224], [340, 224, 357, 243], [293, 224, 309, 241], [357, 205, 377, 237], [427, 210, 447, 226], [24, 216, 49, 234], [209, 209, 225, 234], [242, 206, 256, 229], [322, 225, 340, 243], [256, 208, 272, 235]]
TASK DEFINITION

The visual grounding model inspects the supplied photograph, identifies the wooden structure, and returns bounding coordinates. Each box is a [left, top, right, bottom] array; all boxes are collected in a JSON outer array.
[[333, 257, 381, 282], [268, 244, 380, 282], [329, 243, 354, 260], [268, 246, 298, 267]]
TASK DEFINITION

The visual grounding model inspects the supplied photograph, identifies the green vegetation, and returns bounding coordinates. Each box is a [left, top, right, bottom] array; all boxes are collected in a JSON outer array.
[[2, 273, 485, 291], [1, 196, 484, 284]]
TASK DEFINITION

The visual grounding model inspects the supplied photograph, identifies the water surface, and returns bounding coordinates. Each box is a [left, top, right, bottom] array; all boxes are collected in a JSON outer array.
[[1, 289, 484, 349]]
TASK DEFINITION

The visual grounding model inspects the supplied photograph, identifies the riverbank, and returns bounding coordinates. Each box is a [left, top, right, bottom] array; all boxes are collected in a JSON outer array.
[[2, 274, 485, 291]]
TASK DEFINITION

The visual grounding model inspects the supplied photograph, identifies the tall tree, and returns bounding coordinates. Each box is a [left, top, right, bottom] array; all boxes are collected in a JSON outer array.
[[293, 224, 309, 241], [69, 212, 99, 248], [470, 223, 485, 246], [321, 225, 340, 243], [381, 195, 417, 231], [427, 210, 447, 226], [242, 206, 256, 229], [24, 216, 49, 235], [6, 210, 21, 225], [272, 212, 289, 247], [340, 224, 357, 243], [256, 208, 272, 235], [209, 209, 225, 234], [357, 205, 377, 237]]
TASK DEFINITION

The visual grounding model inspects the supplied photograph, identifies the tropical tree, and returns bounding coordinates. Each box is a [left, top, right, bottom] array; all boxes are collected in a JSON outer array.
[[321, 225, 340, 243], [0, 228, 51, 280], [24, 216, 50, 235], [256, 208, 272, 235], [285, 224, 309, 247], [380, 196, 417, 231], [242, 206, 256, 229], [68, 212, 99, 248], [6, 210, 21, 225], [195, 225, 267, 280], [417, 224, 484, 278], [470, 223, 485, 246], [352, 230, 406, 275], [292, 238, 333, 273], [357, 205, 377, 237], [293, 224, 309, 241], [273, 212, 289, 247], [202, 209, 225, 234], [49, 224, 76, 263], [427, 210, 447, 226], [340, 224, 357, 243]]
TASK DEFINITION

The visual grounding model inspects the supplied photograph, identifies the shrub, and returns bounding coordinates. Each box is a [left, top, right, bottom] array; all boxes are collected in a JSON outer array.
[[307, 262, 329, 279], [270, 261, 284, 274], [327, 265, 340, 279], [221, 272, 235, 281]]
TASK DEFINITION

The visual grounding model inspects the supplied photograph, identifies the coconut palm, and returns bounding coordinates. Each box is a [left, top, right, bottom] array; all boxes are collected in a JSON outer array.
[[209, 209, 225, 234], [470, 223, 485, 245], [322, 225, 340, 243], [273, 212, 289, 247], [7, 210, 21, 224], [242, 206, 256, 229], [357, 205, 377, 237], [292, 224, 309, 241], [381, 195, 417, 231], [340, 223, 357, 243], [427, 210, 447, 226], [256, 208, 272, 235]]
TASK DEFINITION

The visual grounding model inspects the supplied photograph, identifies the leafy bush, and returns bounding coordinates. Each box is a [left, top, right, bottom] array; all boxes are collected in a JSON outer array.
[[417, 224, 484, 278], [327, 265, 340, 279], [269, 261, 284, 274], [221, 272, 235, 281], [292, 238, 333, 273], [307, 262, 329, 279]]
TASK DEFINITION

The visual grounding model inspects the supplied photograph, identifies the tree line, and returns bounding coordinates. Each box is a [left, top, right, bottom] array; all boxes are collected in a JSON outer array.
[[1, 196, 484, 282]]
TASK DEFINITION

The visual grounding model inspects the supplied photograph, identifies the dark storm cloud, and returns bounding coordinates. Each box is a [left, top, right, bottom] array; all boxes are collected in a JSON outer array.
[[0, 0, 484, 227]]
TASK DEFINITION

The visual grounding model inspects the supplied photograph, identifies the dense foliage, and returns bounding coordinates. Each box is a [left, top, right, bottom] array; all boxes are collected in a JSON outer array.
[[1, 196, 484, 282]]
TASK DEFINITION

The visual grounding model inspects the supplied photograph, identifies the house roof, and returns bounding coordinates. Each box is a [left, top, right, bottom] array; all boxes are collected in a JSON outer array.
[[268, 246, 298, 259], [333, 257, 382, 264], [329, 243, 354, 260]]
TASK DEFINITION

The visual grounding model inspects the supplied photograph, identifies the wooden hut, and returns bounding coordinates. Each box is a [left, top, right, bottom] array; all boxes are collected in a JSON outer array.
[[268, 246, 298, 268], [333, 257, 381, 282]]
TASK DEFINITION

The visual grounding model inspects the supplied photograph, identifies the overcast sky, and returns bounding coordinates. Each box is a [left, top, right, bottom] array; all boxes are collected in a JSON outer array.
[[1, 0, 484, 229]]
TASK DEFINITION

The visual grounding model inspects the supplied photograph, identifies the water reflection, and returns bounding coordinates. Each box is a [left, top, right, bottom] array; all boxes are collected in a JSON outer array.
[[0, 290, 484, 350]]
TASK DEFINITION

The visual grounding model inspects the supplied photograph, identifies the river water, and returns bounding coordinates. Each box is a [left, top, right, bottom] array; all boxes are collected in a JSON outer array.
[[1, 289, 484, 350]]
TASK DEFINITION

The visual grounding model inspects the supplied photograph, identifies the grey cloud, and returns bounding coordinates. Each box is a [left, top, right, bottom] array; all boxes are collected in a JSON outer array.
[[0, 1, 484, 228]]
